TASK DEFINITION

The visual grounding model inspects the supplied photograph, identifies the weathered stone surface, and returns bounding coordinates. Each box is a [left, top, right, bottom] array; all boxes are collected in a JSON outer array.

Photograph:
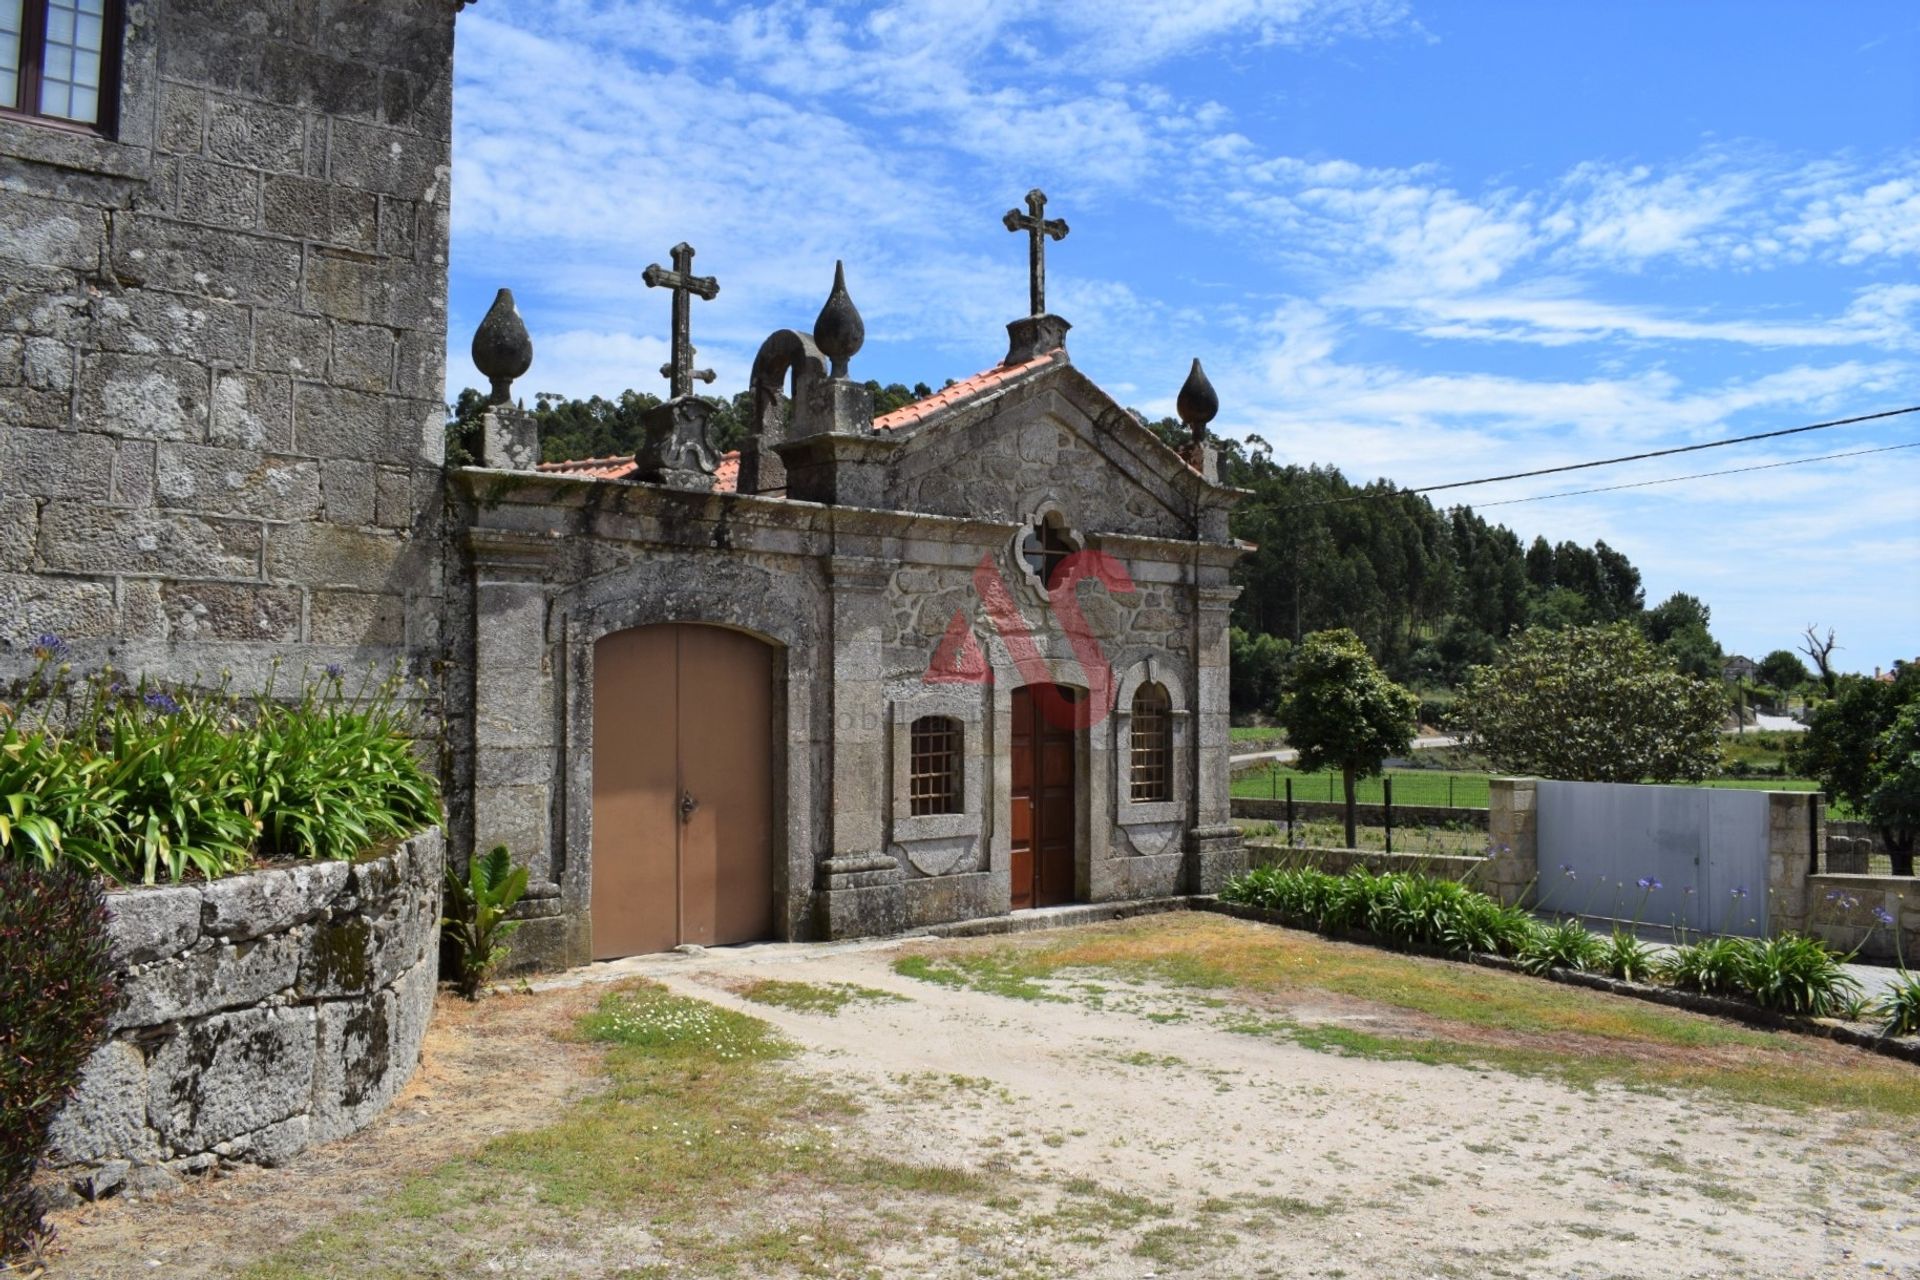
[[75, 352, 210, 441], [160, 581, 302, 641], [1, 426, 115, 500], [46, 1041, 154, 1164], [147, 1006, 316, 1151], [156, 442, 322, 520], [105, 886, 203, 966], [202, 860, 350, 941], [209, 370, 294, 449], [113, 933, 302, 1029], [205, 96, 306, 173], [310, 990, 398, 1142]]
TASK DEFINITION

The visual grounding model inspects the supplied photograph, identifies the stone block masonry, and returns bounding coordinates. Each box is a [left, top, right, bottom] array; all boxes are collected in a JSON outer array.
[[43, 829, 444, 1203], [0, 0, 454, 689]]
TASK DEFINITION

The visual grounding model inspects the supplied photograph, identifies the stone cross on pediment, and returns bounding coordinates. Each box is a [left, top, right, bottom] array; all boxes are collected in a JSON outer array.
[[1002, 189, 1069, 318], [642, 241, 720, 399]]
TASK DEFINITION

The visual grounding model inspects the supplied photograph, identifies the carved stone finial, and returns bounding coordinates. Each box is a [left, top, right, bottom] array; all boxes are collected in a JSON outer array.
[[471, 288, 532, 404], [1002, 188, 1069, 318], [1176, 357, 1219, 444], [812, 260, 865, 378], [642, 241, 721, 400]]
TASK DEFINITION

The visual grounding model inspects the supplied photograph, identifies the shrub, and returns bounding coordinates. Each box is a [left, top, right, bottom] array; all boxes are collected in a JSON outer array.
[[1515, 918, 1606, 975], [0, 861, 117, 1261], [1660, 936, 1755, 998], [1222, 866, 1533, 957], [0, 660, 441, 885], [1877, 971, 1920, 1037], [1601, 929, 1658, 983], [1743, 933, 1860, 1017], [442, 845, 529, 1000]]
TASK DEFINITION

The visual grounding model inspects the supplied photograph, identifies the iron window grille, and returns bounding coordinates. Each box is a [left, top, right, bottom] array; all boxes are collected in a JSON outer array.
[[1129, 684, 1172, 803], [2, 0, 122, 136], [1020, 516, 1077, 591], [908, 715, 962, 816]]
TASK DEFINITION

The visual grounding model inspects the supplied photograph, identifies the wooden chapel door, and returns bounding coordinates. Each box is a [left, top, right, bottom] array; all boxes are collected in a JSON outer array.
[[591, 624, 775, 958], [1010, 684, 1079, 910]]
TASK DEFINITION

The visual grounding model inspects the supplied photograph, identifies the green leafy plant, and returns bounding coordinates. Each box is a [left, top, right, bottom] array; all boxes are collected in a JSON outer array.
[[0, 654, 441, 885], [1278, 628, 1419, 848], [1877, 971, 1920, 1037], [1601, 929, 1657, 983], [0, 860, 117, 1262], [1660, 936, 1756, 998], [1223, 865, 1535, 957], [442, 844, 530, 1000], [1742, 933, 1860, 1017], [1515, 918, 1606, 975]]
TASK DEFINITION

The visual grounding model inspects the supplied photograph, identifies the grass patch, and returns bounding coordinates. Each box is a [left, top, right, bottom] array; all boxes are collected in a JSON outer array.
[[908, 916, 1920, 1118], [893, 952, 1068, 1002], [240, 982, 993, 1279], [736, 978, 907, 1015]]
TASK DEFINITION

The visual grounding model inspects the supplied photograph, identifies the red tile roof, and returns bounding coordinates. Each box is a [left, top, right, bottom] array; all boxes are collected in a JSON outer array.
[[872, 348, 1062, 432], [534, 450, 742, 494], [535, 349, 1061, 488]]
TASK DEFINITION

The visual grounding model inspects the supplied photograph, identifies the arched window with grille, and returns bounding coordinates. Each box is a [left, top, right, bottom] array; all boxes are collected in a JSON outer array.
[[908, 715, 962, 816], [1128, 683, 1172, 803]]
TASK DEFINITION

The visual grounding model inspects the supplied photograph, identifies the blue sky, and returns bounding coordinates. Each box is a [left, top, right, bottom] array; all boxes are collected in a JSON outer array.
[[446, 0, 1920, 675]]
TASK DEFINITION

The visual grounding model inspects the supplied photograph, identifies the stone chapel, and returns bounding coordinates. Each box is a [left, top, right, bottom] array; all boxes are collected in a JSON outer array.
[[0, 0, 1248, 972]]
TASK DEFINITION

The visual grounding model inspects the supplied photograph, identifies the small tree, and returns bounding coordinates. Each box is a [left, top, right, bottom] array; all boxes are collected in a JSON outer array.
[[1278, 629, 1418, 848], [1866, 703, 1920, 875], [1794, 671, 1920, 874], [1454, 623, 1726, 783], [1757, 649, 1810, 693]]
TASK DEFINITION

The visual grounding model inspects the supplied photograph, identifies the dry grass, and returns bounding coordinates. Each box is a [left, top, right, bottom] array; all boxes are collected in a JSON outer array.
[[898, 913, 1920, 1118]]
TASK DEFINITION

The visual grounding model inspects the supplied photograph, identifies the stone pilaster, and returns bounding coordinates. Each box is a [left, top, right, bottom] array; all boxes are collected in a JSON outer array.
[[1483, 778, 1539, 906], [464, 528, 562, 900], [479, 404, 539, 470], [813, 554, 904, 936], [1765, 791, 1819, 935], [1186, 581, 1244, 892]]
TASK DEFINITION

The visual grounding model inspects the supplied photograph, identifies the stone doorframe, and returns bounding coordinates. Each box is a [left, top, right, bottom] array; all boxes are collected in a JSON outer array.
[[556, 581, 821, 958], [984, 634, 1107, 907]]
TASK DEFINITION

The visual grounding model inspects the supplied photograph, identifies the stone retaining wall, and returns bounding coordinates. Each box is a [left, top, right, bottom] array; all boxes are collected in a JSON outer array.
[[45, 829, 443, 1201], [1245, 842, 1485, 882], [1802, 873, 1920, 964], [1232, 797, 1487, 831]]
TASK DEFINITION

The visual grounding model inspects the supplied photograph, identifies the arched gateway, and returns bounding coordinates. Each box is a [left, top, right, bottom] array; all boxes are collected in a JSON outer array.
[[590, 624, 776, 959]]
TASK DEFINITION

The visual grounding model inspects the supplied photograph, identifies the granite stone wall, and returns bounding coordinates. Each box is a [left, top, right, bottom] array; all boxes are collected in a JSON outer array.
[[44, 829, 443, 1201], [0, 0, 453, 690]]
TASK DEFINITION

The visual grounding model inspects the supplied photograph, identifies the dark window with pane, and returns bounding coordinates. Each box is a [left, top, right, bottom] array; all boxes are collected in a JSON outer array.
[[1129, 684, 1172, 803], [1020, 515, 1076, 590], [908, 716, 962, 816], [2, 0, 121, 133]]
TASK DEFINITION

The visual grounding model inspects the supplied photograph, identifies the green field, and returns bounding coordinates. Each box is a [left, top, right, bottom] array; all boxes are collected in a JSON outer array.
[[1230, 762, 1840, 814]]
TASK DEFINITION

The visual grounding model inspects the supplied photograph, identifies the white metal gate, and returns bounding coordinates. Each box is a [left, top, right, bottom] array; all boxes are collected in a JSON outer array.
[[1533, 781, 1770, 938]]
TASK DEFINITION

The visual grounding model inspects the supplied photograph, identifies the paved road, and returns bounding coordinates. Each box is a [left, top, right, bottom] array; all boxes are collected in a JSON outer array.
[[1230, 733, 1459, 766]]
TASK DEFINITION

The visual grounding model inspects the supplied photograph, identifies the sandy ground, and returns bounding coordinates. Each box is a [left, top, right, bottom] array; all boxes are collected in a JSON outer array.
[[39, 917, 1920, 1279], [653, 933, 1920, 1280]]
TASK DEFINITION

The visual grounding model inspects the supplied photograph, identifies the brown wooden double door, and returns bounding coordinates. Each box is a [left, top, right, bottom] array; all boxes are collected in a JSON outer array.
[[1010, 684, 1079, 910], [590, 624, 775, 959]]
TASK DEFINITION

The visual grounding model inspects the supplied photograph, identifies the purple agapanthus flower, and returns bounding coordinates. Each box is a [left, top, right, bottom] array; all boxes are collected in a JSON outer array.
[[1731, 886, 1749, 900], [30, 632, 68, 661], [1559, 862, 1576, 879], [1872, 906, 1896, 927], [144, 691, 180, 715], [324, 663, 346, 679], [1637, 877, 1662, 891]]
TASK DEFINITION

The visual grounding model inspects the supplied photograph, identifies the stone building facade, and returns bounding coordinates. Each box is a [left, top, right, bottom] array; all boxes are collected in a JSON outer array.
[[0, 0, 454, 691], [1, 1, 1249, 971]]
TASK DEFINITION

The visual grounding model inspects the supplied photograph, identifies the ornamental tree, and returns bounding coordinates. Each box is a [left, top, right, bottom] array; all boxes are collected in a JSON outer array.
[[1453, 623, 1726, 784], [1866, 703, 1920, 875], [1756, 648, 1810, 692], [1278, 628, 1418, 848], [1794, 668, 1920, 873]]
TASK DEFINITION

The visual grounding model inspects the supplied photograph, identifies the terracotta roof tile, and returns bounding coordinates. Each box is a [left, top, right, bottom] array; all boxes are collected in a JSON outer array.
[[534, 451, 742, 493], [871, 348, 1062, 433]]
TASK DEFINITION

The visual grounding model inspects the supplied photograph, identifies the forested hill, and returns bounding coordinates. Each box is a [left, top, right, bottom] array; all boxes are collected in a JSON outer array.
[[448, 386, 1676, 693], [1142, 420, 1653, 692]]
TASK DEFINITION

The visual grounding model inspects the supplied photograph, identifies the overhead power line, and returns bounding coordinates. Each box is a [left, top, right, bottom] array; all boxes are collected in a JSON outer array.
[[1295, 403, 1920, 508], [1469, 440, 1920, 509]]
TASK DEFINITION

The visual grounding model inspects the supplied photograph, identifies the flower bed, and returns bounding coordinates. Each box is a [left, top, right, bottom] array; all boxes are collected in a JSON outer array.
[[0, 645, 440, 884], [1217, 865, 1920, 1055]]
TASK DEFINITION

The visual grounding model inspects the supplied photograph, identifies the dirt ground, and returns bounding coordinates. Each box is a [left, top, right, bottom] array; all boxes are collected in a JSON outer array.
[[41, 914, 1920, 1279]]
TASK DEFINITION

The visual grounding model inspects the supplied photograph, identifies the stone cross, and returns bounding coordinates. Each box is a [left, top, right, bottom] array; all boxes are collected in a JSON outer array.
[[1002, 189, 1068, 317], [642, 241, 721, 399]]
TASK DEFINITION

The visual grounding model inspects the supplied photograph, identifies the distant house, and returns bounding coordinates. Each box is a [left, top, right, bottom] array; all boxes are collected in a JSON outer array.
[[1722, 655, 1758, 683]]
